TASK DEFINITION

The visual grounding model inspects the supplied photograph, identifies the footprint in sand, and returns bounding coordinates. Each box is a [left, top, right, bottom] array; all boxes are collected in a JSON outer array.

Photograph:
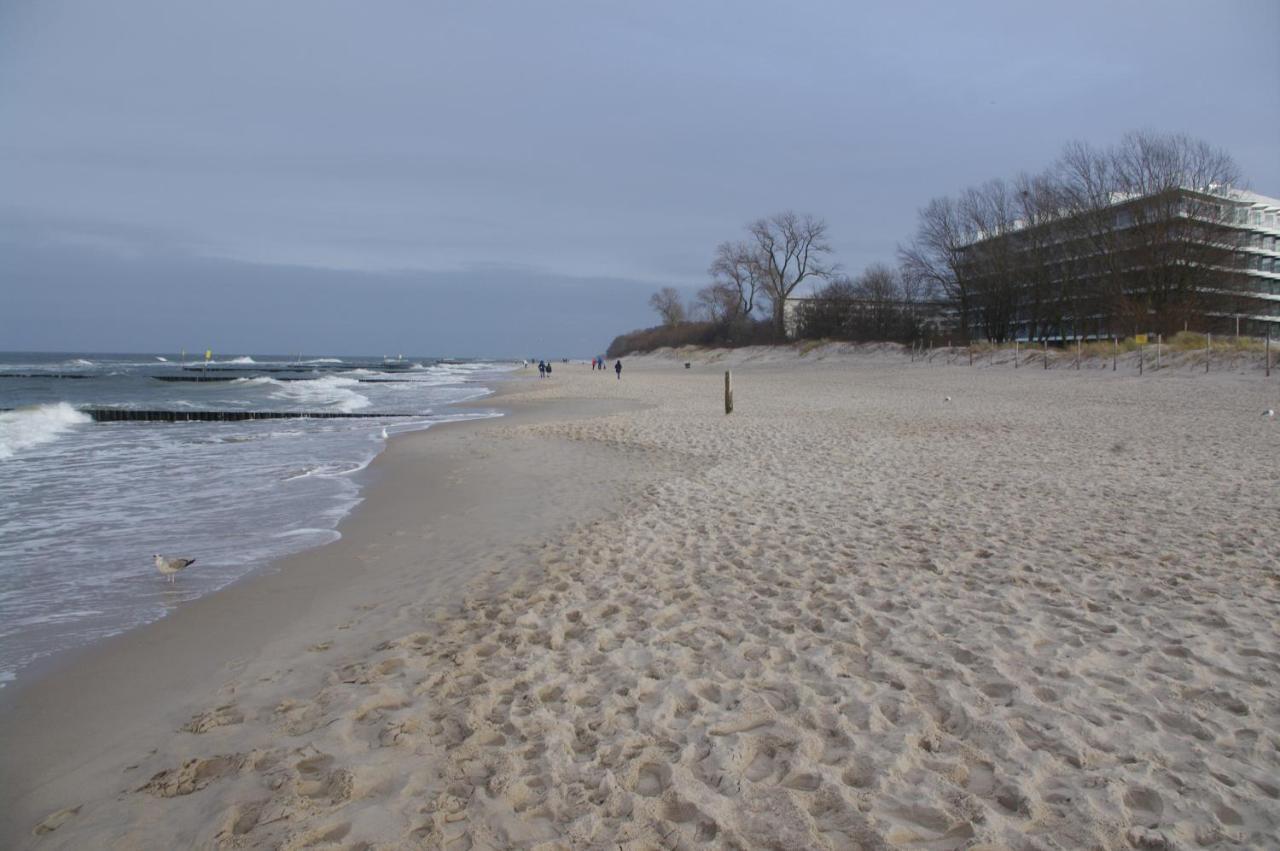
[[32, 806, 81, 836], [634, 762, 670, 797], [181, 703, 244, 734], [139, 754, 244, 797], [295, 753, 353, 805], [1123, 786, 1165, 828]]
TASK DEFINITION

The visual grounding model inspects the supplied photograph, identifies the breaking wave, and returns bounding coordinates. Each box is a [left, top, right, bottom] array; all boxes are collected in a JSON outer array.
[[0, 403, 92, 460]]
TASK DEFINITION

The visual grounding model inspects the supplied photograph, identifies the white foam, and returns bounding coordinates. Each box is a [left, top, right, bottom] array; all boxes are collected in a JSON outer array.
[[0, 403, 92, 460], [69, 358, 94, 366], [275, 528, 342, 546], [270, 375, 371, 412]]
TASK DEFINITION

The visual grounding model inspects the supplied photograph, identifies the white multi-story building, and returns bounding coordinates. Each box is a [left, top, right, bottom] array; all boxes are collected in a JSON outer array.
[[958, 187, 1280, 341]]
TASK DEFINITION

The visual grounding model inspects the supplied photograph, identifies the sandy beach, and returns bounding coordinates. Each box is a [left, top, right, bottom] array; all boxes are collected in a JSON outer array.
[[3, 349, 1278, 849]]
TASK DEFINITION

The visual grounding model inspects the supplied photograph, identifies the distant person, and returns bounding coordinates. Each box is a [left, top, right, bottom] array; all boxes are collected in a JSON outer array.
[[538, 360, 546, 378], [545, 361, 553, 376], [614, 359, 622, 379]]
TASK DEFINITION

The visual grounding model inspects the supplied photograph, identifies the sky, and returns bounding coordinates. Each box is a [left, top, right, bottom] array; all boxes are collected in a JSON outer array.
[[2, 0, 1278, 357]]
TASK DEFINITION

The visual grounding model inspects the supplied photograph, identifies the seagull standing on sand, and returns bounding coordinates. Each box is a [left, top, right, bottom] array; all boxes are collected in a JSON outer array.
[[1264, 409, 1275, 418], [154, 554, 195, 583]]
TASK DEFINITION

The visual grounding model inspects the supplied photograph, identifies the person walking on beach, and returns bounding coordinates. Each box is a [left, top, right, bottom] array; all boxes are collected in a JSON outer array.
[[545, 361, 552, 376], [614, 359, 622, 379], [538, 360, 546, 378]]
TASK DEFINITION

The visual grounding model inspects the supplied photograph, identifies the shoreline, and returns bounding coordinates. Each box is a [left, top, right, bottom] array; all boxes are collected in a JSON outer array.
[[3, 356, 1276, 847], [0, 369, 650, 844], [0, 377, 506, 693]]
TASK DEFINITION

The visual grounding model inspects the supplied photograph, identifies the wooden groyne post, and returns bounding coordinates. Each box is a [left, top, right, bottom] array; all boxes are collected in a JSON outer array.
[[1112, 336, 1117, 371], [1156, 334, 1162, 371], [1043, 340, 1048, 370], [1267, 330, 1272, 377], [78, 409, 414, 423], [1206, 332, 1211, 373], [724, 371, 733, 415]]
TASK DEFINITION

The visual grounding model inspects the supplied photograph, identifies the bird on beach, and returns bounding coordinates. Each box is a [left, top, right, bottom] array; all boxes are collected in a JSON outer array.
[[1264, 409, 1276, 418], [154, 554, 195, 583]]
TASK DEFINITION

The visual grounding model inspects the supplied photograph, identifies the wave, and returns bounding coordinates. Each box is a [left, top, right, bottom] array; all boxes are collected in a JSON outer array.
[[155, 356, 169, 362], [68, 358, 95, 366], [204, 356, 256, 365], [266, 375, 371, 412], [0, 403, 92, 460], [300, 358, 343, 364]]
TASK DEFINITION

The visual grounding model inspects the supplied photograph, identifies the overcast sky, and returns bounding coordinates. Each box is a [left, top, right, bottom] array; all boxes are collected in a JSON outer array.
[[2, 0, 1278, 357]]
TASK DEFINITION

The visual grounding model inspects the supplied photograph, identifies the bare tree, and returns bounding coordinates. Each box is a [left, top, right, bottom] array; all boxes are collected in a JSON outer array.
[[694, 281, 742, 325], [848, 263, 898, 339], [899, 196, 976, 341], [708, 241, 763, 321], [851, 263, 899, 300], [648, 287, 686, 327], [748, 211, 836, 337]]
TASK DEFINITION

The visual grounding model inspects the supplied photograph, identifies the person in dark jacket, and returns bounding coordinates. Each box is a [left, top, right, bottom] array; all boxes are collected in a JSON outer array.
[[614, 359, 622, 379]]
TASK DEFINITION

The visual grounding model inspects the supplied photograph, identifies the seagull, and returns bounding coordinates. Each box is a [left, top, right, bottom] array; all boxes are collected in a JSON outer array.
[[1265, 409, 1276, 418], [154, 554, 195, 583], [944, 396, 952, 403]]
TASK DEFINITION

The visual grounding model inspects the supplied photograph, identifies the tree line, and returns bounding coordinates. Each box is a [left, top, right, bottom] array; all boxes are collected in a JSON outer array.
[[611, 212, 933, 356], [612, 130, 1254, 356]]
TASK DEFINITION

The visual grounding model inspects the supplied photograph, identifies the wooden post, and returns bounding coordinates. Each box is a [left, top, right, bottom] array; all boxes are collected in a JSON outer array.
[[1076, 338, 1081, 370], [969, 347, 973, 367], [1139, 341, 1144, 375], [1043, 339, 1048, 370], [1156, 334, 1161, 371], [1206, 332, 1211, 374], [1236, 315, 1241, 340], [1112, 336, 1117, 371], [724, 370, 733, 415], [1015, 340, 1019, 368], [1267, 330, 1272, 377]]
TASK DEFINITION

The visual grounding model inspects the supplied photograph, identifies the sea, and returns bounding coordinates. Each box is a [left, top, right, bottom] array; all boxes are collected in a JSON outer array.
[[0, 351, 517, 687]]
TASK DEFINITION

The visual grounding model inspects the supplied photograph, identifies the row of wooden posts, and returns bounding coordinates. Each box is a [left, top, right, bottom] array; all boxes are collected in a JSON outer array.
[[910, 332, 1272, 377]]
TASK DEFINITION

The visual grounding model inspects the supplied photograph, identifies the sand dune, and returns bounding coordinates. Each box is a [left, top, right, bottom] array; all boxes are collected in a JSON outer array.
[[7, 353, 1279, 848]]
